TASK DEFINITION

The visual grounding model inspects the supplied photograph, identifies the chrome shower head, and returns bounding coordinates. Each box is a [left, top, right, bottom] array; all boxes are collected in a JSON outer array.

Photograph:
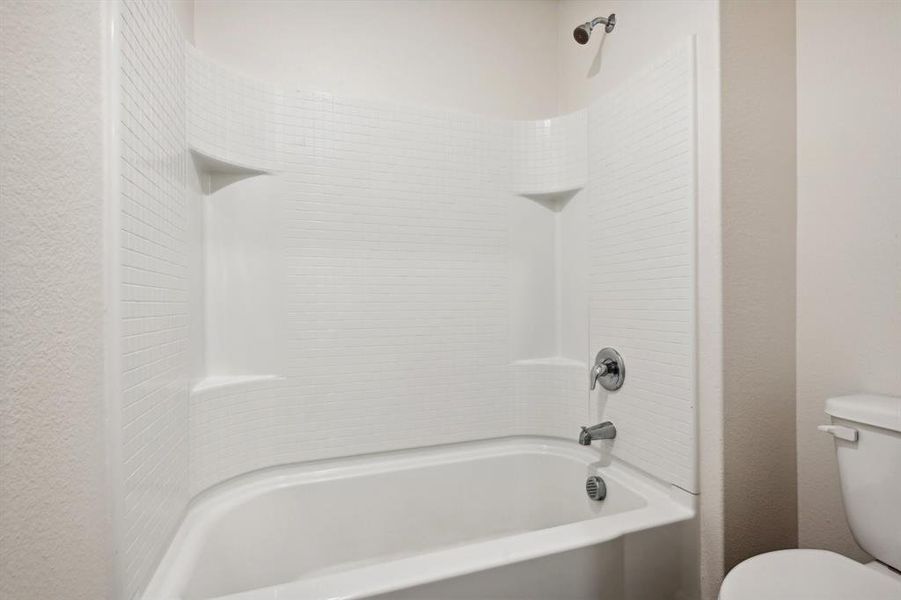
[[573, 13, 616, 45], [573, 23, 592, 45]]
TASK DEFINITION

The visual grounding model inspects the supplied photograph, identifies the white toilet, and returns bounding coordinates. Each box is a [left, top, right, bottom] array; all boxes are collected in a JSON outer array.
[[720, 394, 901, 599]]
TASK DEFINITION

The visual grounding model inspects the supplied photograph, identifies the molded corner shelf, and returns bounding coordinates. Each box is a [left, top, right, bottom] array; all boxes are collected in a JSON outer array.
[[191, 374, 285, 395], [517, 186, 583, 212], [190, 148, 270, 177], [190, 148, 271, 193]]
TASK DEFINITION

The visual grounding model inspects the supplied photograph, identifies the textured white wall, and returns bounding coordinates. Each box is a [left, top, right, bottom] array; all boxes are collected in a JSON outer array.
[[170, 0, 194, 43], [0, 1, 113, 599], [796, 0, 901, 562], [192, 0, 559, 120], [720, 0, 798, 572]]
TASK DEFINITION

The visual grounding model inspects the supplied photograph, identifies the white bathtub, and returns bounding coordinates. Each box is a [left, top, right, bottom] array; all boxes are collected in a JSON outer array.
[[144, 438, 696, 600]]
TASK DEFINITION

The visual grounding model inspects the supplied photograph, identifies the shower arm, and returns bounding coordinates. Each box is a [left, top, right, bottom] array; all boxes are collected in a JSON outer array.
[[591, 14, 616, 33]]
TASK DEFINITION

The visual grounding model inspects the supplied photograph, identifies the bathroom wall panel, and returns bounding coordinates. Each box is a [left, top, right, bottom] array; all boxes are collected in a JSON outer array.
[[184, 54, 534, 491], [281, 95, 514, 452], [182, 53, 613, 492], [186, 46, 291, 172], [190, 378, 292, 494], [184, 44, 697, 496], [515, 110, 588, 194], [508, 196, 558, 361], [511, 112, 590, 370], [514, 362, 587, 439], [588, 40, 697, 492], [558, 5, 720, 593], [118, 1, 190, 597]]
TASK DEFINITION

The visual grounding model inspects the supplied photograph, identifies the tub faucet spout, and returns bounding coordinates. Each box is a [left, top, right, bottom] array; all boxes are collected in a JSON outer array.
[[579, 421, 616, 445]]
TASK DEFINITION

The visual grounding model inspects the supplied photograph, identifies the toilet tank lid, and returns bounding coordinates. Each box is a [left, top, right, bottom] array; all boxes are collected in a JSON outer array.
[[826, 394, 901, 433]]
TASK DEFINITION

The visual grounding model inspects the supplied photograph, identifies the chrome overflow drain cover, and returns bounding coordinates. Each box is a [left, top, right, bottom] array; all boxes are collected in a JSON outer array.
[[586, 475, 607, 501]]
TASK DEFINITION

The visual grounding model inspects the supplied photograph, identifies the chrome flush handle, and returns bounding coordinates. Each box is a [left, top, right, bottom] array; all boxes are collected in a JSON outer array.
[[589, 347, 625, 391]]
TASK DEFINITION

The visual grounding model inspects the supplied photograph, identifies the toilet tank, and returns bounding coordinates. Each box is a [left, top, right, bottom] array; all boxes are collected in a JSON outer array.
[[824, 394, 901, 571]]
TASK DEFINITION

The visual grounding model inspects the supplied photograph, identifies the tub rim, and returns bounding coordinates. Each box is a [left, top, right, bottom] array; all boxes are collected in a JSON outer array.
[[144, 436, 695, 600]]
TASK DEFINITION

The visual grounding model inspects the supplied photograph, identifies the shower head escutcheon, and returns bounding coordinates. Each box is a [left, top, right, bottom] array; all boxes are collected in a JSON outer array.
[[573, 13, 616, 45]]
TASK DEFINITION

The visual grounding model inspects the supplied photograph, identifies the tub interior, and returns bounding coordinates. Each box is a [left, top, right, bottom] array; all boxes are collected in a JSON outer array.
[[183, 451, 646, 599]]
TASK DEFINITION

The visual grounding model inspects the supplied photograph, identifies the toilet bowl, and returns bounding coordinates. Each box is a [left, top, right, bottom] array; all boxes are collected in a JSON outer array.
[[719, 549, 901, 599], [720, 394, 901, 599]]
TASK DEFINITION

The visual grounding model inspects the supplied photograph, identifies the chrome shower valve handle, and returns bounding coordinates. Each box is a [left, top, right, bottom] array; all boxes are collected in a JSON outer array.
[[589, 347, 625, 391], [589, 361, 610, 388]]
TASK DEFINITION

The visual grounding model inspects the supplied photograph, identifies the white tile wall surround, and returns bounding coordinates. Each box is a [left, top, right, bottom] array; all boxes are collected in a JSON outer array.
[[588, 39, 697, 492], [180, 44, 697, 494], [117, 1, 189, 598], [189, 377, 291, 494], [514, 360, 587, 439], [183, 62, 528, 489], [186, 46, 291, 173], [515, 110, 588, 195], [115, 32, 697, 530]]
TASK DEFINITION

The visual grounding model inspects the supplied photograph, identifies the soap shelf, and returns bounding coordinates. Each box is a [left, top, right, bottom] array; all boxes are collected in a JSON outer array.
[[190, 147, 271, 193], [191, 374, 284, 395], [190, 148, 270, 177], [516, 186, 583, 212]]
